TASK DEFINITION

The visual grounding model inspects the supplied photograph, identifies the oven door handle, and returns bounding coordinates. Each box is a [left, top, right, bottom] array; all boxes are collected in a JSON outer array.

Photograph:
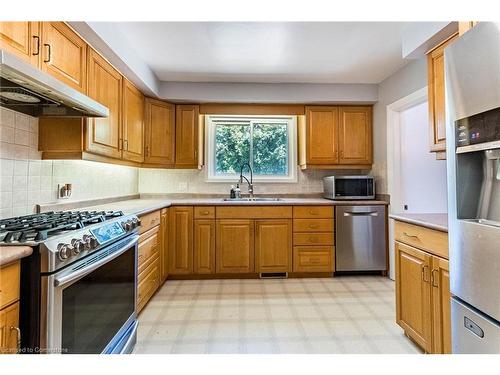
[[54, 235, 139, 288]]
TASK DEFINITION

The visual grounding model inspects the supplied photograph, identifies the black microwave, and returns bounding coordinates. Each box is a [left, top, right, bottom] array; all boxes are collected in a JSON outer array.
[[323, 176, 375, 200]]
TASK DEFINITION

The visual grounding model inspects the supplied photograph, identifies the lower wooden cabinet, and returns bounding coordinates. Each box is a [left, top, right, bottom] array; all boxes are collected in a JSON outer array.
[[395, 228, 451, 354], [255, 219, 292, 273], [169, 207, 194, 275], [137, 259, 160, 313], [194, 219, 216, 274], [0, 261, 21, 355], [216, 219, 255, 274], [160, 208, 169, 283], [293, 246, 334, 272]]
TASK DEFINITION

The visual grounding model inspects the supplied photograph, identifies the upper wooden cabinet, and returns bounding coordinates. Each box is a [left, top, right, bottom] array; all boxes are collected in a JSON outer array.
[[122, 80, 145, 163], [300, 105, 372, 169], [458, 22, 478, 36], [0, 22, 40, 65], [175, 104, 199, 168], [86, 48, 123, 159], [144, 98, 176, 166], [427, 34, 458, 157], [40, 22, 87, 93]]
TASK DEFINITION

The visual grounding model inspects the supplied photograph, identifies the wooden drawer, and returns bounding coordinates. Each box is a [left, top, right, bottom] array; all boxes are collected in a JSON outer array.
[[293, 246, 334, 272], [395, 221, 448, 259], [293, 232, 334, 246], [137, 258, 160, 313], [138, 226, 160, 273], [0, 261, 20, 310], [216, 206, 292, 219], [194, 206, 215, 219], [293, 218, 333, 232], [293, 206, 333, 219], [139, 210, 161, 234]]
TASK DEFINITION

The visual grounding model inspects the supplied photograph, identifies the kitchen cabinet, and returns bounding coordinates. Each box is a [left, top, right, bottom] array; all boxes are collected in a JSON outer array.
[[175, 104, 199, 168], [300, 105, 372, 169], [0, 261, 21, 354], [255, 219, 292, 273], [458, 22, 478, 36], [169, 207, 194, 275], [40, 22, 87, 93], [394, 220, 451, 354], [0, 21, 40, 66], [86, 48, 123, 159], [144, 98, 176, 166], [216, 219, 255, 274], [122, 79, 145, 163], [160, 208, 169, 283], [194, 219, 216, 274], [427, 34, 458, 158]]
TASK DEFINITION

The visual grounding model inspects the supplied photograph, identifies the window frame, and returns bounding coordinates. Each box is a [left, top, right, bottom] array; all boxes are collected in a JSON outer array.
[[205, 114, 297, 183]]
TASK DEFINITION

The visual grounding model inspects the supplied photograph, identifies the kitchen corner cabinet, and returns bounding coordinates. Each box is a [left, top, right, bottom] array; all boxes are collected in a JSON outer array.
[[0, 261, 21, 354], [86, 48, 123, 159], [0, 21, 86, 93], [0, 22, 40, 66], [216, 219, 255, 274], [144, 98, 176, 166], [427, 34, 458, 157], [169, 207, 194, 275], [175, 104, 200, 168], [122, 80, 145, 163], [255, 219, 292, 273], [300, 105, 372, 169], [394, 220, 451, 354]]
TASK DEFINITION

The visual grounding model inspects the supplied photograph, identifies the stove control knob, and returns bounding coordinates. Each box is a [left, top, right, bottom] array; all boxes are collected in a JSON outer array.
[[58, 244, 71, 260], [72, 239, 84, 254], [83, 235, 98, 250], [123, 220, 132, 231], [131, 218, 139, 229]]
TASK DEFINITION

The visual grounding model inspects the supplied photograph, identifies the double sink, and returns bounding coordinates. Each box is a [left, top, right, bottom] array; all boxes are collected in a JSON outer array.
[[222, 197, 283, 202]]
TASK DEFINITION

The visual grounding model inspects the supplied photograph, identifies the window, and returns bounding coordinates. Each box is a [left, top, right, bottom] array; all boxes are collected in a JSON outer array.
[[206, 115, 297, 182]]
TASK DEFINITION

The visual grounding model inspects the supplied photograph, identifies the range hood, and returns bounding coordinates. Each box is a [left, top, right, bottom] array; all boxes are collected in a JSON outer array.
[[0, 49, 108, 117]]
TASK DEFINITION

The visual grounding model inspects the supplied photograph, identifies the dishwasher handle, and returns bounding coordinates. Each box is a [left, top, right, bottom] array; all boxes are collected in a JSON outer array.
[[343, 211, 379, 217]]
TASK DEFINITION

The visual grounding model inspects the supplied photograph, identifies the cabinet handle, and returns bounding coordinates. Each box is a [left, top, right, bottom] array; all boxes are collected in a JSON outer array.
[[309, 236, 319, 243], [119, 138, 123, 150], [124, 139, 129, 151], [421, 265, 430, 283], [431, 269, 439, 287], [403, 231, 419, 239], [10, 326, 21, 354], [308, 224, 319, 229], [32, 35, 40, 56], [144, 145, 149, 157], [340, 150, 344, 158], [43, 43, 51, 63], [309, 210, 318, 215]]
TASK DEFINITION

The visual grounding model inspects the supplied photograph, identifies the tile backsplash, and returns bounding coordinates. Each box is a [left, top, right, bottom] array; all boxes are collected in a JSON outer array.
[[0, 108, 139, 219]]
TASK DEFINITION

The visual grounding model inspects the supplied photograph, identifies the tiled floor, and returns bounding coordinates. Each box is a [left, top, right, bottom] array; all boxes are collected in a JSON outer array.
[[133, 276, 422, 354]]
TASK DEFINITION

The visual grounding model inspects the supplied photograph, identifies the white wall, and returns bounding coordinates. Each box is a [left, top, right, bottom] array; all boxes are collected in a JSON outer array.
[[399, 102, 448, 213], [0, 108, 139, 218], [372, 58, 428, 194]]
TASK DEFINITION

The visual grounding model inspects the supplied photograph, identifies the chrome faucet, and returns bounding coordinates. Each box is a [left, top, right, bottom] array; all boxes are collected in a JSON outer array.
[[239, 163, 254, 198]]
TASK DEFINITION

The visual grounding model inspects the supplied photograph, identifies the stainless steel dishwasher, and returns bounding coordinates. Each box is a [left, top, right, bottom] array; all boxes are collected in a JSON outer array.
[[335, 205, 387, 272]]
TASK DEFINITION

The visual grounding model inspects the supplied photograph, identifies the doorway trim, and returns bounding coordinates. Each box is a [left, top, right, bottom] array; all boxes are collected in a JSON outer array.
[[386, 86, 428, 280]]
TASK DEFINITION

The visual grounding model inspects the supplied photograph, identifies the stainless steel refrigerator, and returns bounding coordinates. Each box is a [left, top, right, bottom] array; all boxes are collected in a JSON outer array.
[[446, 22, 500, 353]]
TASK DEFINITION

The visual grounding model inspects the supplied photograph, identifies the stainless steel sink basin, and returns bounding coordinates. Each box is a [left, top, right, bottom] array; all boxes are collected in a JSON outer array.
[[222, 197, 283, 202]]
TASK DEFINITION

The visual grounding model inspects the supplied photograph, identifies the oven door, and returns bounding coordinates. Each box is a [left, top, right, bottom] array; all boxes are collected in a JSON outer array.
[[41, 234, 139, 354]]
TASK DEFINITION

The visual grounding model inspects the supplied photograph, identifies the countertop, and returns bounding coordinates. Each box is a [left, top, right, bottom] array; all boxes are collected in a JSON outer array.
[[389, 213, 448, 232], [0, 246, 33, 267], [47, 195, 389, 217]]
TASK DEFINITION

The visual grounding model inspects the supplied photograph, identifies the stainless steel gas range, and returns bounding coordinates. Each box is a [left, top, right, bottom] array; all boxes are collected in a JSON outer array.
[[0, 210, 141, 354]]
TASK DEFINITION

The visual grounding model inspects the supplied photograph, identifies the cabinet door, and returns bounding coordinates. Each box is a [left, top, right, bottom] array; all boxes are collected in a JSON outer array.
[[86, 48, 123, 159], [395, 242, 432, 352], [175, 104, 199, 168], [144, 98, 175, 166], [431, 256, 451, 354], [216, 220, 254, 274], [0, 302, 20, 354], [305, 106, 339, 164], [194, 220, 216, 274], [122, 80, 145, 162], [41, 22, 87, 92], [338, 106, 372, 165], [255, 219, 292, 273], [169, 207, 193, 275], [0, 22, 40, 66], [160, 209, 169, 283], [427, 35, 458, 153]]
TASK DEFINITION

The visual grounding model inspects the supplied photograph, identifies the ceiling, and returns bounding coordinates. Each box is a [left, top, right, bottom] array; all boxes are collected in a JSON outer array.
[[112, 22, 410, 84]]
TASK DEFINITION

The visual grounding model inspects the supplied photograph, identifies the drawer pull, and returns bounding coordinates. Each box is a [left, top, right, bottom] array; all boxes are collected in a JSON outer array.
[[201, 211, 210, 215], [10, 326, 21, 354], [308, 237, 319, 243], [309, 258, 321, 264], [309, 210, 318, 215], [403, 231, 419, 239], [308, 224, 319, 229]]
